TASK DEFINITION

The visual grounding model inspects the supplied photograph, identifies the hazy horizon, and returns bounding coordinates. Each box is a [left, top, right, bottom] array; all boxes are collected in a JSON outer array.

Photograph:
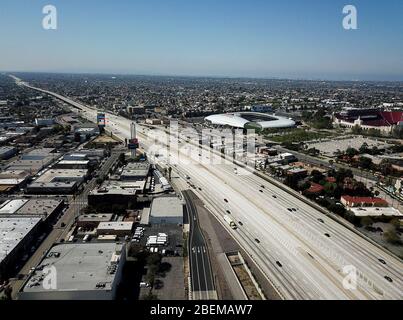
[[1, 0, 402, 81]]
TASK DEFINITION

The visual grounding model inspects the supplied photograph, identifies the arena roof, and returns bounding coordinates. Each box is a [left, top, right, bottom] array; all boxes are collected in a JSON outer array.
[[204, 112, 295, 129]]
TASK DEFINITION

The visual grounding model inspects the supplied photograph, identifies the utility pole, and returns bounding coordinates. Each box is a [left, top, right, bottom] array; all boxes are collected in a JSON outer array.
[[130, 122, 137, 159]]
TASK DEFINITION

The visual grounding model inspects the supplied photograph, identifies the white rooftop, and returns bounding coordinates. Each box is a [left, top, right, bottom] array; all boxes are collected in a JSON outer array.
[[0, 199, 29, 214], [98, 221, 133, 231], [350, 207, 403, 217], [205, 112, 295, 129], [23, 242, 123, 293], [150, 197, 184, 218], [0, 217, 42, 264]]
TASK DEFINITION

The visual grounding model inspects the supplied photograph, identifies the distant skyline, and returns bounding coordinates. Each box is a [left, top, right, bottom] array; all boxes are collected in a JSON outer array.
[[0, 0, 402, 81]]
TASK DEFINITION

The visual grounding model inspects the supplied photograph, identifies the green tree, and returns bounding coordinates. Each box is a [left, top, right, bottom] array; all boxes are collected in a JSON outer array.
[[351, 125, 362, 135], [358, 156, 373, 170], [142, 292, 159, 300], [346, 147, 359, 157], [378, 160, 393, 176], [360, 216, 374, 227], [359, 142, 369, 154], [384, 230, 402, 245], [390, 218, 401, 230], [311, 170, 324, 183]]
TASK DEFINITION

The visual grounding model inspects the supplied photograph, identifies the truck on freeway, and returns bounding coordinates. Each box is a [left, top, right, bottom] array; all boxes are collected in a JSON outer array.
[[224, 214, 237, 229]]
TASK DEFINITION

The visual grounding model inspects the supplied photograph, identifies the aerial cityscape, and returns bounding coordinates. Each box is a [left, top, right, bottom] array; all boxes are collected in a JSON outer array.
[[0, 0, 402, 312]]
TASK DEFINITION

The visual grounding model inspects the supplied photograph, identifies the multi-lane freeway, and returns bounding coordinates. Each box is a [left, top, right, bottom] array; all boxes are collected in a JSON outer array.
[[12, 75, 403, 300]]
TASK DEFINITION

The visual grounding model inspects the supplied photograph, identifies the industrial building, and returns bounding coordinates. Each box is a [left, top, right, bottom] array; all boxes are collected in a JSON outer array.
[[35, 169, 88, 184], [0, 146, 17, 160], [54, 159, 90, 169], [97, 221, 134, 237], [6, 148, 60, 175], [0, 217, 42, 280], [19, 242, 125, 300], [26, 181, 78, 195], [120, 161, 150, 181], [149, 196, 184, 225], [35, 118, 54, 126], [63, 149, 106, 161], [88, 180, 145, 208], [26, 168, 88, 194], [0, 199, 64, 222], [77, 213, 114, 229], [0, 169, 30, 194]]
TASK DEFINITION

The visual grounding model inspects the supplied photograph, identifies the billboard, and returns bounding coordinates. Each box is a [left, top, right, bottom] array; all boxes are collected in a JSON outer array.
[[128, 138, 139, 149], [97, 113, 106, 127]]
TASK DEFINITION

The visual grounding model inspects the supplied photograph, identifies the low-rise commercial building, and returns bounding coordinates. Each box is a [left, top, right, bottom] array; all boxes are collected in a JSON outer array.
[[120, 162, 150, 181], [0, 199, 64, 222], [349, 207, 403, 217], [26, 168, 87, 194], [88, 180, 145, 208], [77, 213, 114, 229], [149, 196, 184, 225], [26, 181, 78, 195], [97, 221, 134, 237], [0, 146, 17, 160], [6, 148, 60, 175], [0, 217, 42, 280], [54, 159, 90, 169], [340, 195, 389, 208], [19, 242, 125, 300], [35, 118, 54, 126]]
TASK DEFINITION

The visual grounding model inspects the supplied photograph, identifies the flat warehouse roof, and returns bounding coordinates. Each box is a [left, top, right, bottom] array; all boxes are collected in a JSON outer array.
[[78, 213, 114, 222], [0, 199, 29, 214], [150, 197, 184, 218], [0, 217, 42, 263], [350, 207, 403, 217], [23, 242, 123, 293], [36, 169, 88, 182], [16, 199, 64, 216], [98, 221, 133, 230]]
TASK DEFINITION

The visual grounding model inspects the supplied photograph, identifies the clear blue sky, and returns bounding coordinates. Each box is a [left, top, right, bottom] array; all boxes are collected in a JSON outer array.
[[0, 0, 402, 80]]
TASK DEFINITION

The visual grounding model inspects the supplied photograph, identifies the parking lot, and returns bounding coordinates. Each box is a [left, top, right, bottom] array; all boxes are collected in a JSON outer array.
[[305, 136, 391, 157], [132, 223, 184, 257]]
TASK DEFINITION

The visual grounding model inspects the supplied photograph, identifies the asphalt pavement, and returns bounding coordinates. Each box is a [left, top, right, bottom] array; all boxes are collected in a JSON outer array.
[[183, 190, 217, 300]]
